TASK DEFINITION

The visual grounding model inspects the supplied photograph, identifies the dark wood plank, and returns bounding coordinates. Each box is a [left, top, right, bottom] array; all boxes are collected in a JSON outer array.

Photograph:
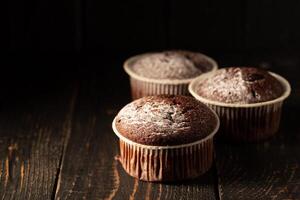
[[0, 80, 77, 199], [54, 56, 218, 200], [215, 54, 300, 200]]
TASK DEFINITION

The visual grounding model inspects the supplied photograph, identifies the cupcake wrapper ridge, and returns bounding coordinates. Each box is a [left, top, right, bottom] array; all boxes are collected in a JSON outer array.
[[207, 102, 282, 141], [130, 78, 189, 100], [118, 138, 213, 182]]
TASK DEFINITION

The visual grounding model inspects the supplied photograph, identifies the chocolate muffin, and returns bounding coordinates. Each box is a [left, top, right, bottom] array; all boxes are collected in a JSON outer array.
[[116, 95, 218, 145], [196, 67, 284, 104], [124, 50, 218, 99], [112, 95, 219, 182], [189, 67, 291, 142]]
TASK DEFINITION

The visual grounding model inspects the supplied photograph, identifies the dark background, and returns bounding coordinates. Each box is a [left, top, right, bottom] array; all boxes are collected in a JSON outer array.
[[6, 0, 300, 53], [3, 0, 300, 99]]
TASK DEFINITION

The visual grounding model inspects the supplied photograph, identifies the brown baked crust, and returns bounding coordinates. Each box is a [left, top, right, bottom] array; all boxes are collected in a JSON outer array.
[[195, 67, 284, 104], [115, 95, 218, 145], [130, 50, 214, 80]]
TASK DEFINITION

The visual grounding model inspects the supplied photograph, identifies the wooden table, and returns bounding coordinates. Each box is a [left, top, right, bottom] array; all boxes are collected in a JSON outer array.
[[0, 52, 299, 199]]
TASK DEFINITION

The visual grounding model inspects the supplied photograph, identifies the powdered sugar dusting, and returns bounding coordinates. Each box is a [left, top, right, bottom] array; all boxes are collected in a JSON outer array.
[[196, 67, 284, 104], [117, 99, 189, 134], [131, 51, 203, 79], [115, 96, 218, 145]]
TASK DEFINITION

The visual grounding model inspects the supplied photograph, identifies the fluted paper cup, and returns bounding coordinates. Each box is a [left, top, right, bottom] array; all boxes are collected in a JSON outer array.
[[189, 71, 291, 142], [124, 53, 218, 100], [112, 116, 220, 182]]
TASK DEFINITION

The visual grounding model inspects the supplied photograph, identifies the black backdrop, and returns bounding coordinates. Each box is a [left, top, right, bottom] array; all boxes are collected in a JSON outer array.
[[6, 0, 300, 53], [3, 0, 300, 98]]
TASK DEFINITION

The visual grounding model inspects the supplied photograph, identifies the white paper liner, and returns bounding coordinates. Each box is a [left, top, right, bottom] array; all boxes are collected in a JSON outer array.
[[129, 78, 190, 100], [124, 53, 218, 99], [112, 116, 219, 181]]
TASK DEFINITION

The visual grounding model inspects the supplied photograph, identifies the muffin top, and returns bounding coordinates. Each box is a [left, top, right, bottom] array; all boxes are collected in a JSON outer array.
[[195, 67, 284, 104], [129, 50, 215, 80], [115, 95, 218, 146]]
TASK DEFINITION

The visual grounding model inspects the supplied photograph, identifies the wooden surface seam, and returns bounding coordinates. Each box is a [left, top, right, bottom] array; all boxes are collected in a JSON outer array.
[[53, 84, 78, 200]]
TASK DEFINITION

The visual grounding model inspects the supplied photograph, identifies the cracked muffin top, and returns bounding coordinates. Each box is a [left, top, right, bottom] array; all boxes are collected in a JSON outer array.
[[115, 95, 218, 145], [195, 67, 284, 104], [129, 50, 215, 80]]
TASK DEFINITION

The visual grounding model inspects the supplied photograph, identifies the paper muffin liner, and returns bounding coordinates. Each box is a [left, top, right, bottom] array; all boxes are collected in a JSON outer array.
[[124, 53, 218, 100], [129, 78, 190, 100], [112, 117, 219, 182], [189, 72, 291, 142]]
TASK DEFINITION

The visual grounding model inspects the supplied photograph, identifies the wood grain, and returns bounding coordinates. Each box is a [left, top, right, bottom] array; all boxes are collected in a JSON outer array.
[[0, 83, 77, 200]]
